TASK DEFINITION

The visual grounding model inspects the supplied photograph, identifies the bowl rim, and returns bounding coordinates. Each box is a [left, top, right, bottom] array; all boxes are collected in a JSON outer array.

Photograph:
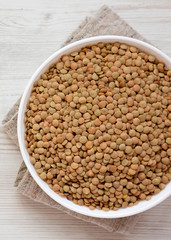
[[17, 35, 171, 218]]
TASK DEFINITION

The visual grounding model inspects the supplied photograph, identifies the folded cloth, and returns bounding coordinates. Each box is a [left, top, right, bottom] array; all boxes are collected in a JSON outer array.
[[2, 5, 152, 233]]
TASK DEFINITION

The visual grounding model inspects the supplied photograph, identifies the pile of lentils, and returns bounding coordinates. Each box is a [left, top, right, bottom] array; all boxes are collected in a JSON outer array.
[[25, 42, 171, 211]]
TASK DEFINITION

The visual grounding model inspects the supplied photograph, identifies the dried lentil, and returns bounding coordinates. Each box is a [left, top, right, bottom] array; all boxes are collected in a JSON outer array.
[[25, 42, 171, 212]]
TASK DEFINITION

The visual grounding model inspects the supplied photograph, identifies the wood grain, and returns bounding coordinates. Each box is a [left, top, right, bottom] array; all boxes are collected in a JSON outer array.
[[0, 0, 171, 239]]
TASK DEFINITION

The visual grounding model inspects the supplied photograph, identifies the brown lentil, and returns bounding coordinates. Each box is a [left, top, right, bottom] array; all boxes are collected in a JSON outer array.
[[25, 42, 171, 212]]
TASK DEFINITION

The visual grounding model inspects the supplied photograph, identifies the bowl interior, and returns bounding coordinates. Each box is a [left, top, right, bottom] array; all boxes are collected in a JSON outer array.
[[18, 36, 171, 218]]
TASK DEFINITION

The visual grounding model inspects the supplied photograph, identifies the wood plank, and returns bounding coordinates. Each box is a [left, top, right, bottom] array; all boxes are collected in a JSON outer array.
[[0, 1, 171, 239]]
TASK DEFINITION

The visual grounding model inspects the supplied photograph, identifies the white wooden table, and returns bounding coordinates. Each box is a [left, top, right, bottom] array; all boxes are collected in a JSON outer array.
[[0, 0, 171, 239]]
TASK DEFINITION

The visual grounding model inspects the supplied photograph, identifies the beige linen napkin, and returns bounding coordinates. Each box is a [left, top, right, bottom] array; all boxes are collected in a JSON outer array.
[[2, 5, 152, 233]]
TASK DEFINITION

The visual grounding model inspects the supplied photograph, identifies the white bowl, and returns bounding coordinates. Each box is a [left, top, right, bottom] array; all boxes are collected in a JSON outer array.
[[18, 36, 171, 218]]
